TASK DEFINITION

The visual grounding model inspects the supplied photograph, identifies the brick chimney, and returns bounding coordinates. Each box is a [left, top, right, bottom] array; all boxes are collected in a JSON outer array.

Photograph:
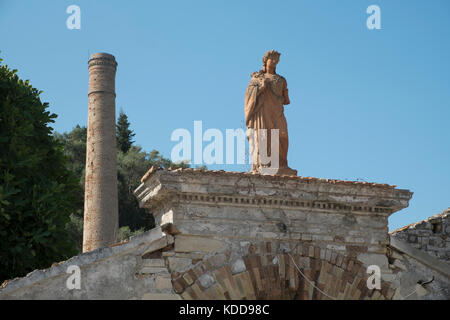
[[83, 53, 119, 252]]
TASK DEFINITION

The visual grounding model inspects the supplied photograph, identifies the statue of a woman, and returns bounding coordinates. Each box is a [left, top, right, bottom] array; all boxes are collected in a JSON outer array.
[[245, 50, 297, 176]]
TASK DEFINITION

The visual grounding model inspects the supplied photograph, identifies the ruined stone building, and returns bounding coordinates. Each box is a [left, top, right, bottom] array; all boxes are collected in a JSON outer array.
[[1, 167, 448, 300], [0, 53, 449, 300]]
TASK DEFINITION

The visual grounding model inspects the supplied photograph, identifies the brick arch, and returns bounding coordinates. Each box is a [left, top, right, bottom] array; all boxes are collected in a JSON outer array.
[[171, 242, 395, 300]]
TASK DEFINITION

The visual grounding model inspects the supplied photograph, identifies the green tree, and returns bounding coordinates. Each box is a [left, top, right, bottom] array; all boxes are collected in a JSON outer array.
[[116, 110, 135, 153], [54, 126, 86, 253], [54, 125, 87, 179], [0, 59, 80, 282], [117, 146, 155, 231]]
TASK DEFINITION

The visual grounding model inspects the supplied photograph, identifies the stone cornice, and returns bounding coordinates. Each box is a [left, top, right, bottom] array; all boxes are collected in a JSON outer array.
[[134, 169, 413, 215], [141, 167, 398, 188], [88, 58, 117, 69]]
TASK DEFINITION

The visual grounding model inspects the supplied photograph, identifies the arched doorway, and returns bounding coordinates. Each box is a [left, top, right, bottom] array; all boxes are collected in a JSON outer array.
[[171, 243, 395, 300]]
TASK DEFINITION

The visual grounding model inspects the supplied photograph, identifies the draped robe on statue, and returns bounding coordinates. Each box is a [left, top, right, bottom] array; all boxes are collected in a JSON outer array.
[[245, 71, 292, 174]]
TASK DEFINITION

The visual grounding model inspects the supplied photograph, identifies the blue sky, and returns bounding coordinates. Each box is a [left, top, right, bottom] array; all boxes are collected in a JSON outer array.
[[1, 0, 449, 231]]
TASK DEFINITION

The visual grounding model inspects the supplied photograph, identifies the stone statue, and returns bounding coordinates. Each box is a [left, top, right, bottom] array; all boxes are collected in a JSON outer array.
[[245, 50, 297, 176]]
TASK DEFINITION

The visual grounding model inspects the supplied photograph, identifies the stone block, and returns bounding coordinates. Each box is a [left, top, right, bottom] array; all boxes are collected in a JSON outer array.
[[308, 246, 315, 257], [198, 273, 215, 289], [172, 277, 188, 294], [326, 244, 346, 252], [262, 232, 278, 239], [141, 293, 181, 300], [167, 257, 193, 273], [345, 236, 365, 243], [142, 259, 165, 267], [161, 210, 174, 226], [182, 273, 194, 285], [231, 259, 246, 274], [140, 266, 168, 274], [175, 235, 224, 253], [312, 234, 334, 241], [169, 252, 205, 260], [155, 275, 173, 290], [207, 253, 228, 269], [142, 235, 174, 256], [320, 248, 326, 260], [325, 249, 332, 261]]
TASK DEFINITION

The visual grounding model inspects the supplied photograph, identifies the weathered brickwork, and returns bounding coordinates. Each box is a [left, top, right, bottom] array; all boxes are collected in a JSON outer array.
[[168, 240, 395, 300], [83, 53, 119, 253], [391, 208, 450, 263]]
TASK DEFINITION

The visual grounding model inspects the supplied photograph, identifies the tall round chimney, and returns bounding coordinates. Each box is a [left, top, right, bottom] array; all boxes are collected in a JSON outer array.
[[83, 53, 119, 253]]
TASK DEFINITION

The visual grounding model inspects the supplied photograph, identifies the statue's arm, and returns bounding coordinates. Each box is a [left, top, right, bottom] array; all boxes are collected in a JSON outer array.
[[245, 76, 263, 125], [283, 78, 290, 105], [247, 73, 267, 97]]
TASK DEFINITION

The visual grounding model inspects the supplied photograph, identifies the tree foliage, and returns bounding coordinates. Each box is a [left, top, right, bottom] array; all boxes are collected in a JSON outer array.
[[116, 110, 135, 153], [54, 125, 87, 179], [54, 126, 87, 253], [0, 59, 80, 282]]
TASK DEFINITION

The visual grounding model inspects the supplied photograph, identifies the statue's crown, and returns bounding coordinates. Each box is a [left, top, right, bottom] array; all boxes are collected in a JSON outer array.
[[262, 50, 281, 63]]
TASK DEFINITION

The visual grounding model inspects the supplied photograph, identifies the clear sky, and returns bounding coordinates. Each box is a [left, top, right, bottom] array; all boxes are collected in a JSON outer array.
[[1, 0, 449, 231]]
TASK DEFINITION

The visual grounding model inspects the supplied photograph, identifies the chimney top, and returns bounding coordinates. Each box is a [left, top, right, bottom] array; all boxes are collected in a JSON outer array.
[[89, 52, 116, 60]]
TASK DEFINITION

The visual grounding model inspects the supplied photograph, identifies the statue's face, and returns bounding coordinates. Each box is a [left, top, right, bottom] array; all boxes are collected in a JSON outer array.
[[266, 58, 278, 72]]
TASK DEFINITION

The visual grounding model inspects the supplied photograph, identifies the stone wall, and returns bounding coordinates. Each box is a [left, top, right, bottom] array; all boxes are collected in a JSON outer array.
[[1, 225, 448, 300], [0, 228, 179, 300], [391, 208, 450, 263], [1, 169, 448, 300]]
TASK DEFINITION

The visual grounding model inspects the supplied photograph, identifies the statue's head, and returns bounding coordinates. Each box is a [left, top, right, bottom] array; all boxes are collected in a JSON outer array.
[[262, 50, 281, 73]]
